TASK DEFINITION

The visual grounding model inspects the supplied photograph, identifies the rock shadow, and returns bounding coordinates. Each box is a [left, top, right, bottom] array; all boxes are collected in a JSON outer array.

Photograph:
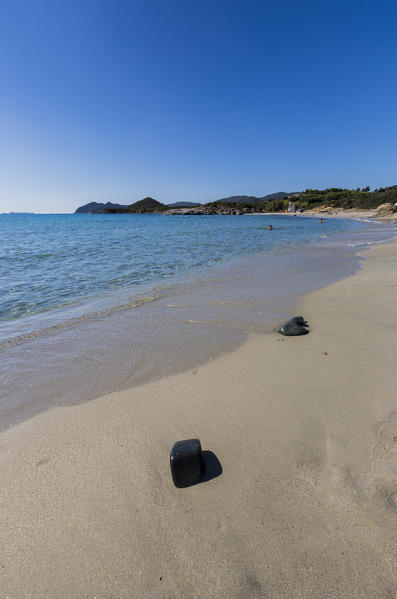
[[201, 450, 223, 484]]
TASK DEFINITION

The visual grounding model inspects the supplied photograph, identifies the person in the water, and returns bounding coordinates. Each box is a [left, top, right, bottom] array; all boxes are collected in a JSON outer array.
[[268, 225, 273, 230]]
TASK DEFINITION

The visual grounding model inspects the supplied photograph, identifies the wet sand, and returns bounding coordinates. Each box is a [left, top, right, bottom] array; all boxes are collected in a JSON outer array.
[[1, 239, 397, 597]]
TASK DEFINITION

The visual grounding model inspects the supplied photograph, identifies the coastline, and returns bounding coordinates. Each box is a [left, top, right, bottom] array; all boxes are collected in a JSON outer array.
[[252, 208, 396, 220], [3, 213, 387, 433], [2, 239, 397, 596]]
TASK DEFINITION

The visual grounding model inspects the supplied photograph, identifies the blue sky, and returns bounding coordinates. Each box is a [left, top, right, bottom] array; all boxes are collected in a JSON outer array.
[[0, 0, 396, 213]]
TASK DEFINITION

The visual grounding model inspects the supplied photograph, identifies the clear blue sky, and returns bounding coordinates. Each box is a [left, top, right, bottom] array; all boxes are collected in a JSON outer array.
[[0, 0, 396, 213]]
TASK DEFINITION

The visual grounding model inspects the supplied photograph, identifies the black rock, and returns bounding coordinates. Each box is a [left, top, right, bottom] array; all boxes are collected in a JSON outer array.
[[170, 439, 204, 488], [278, 315, 310, 336], [289, 315, 308, 327]]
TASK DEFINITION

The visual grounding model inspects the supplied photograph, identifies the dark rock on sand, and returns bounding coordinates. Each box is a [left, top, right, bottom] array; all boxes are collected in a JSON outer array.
[[170, 439, 204, 488], [278, 316, 310, 336]]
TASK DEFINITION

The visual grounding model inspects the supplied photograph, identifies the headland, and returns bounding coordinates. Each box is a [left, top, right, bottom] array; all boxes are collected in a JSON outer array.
[[74, 185, 397, 217]]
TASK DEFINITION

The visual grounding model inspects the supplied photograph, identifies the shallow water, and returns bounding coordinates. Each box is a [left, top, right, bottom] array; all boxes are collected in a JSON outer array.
[[1, 213, 396, 430], [0, 213, 386, 332]]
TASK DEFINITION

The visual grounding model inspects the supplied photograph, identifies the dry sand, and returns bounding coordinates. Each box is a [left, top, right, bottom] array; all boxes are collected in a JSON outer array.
[[2, 239, 397, 598]]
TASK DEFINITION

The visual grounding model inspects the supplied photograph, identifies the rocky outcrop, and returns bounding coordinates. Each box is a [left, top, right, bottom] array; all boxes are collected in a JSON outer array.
[[375, 203, 397, 216], [166, 206, 254, 216], [278, 316, 310, 336]]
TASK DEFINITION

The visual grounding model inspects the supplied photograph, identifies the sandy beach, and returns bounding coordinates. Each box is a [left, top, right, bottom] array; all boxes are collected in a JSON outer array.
[[257, 208, 397, 221], [1, 238, 397, 598]]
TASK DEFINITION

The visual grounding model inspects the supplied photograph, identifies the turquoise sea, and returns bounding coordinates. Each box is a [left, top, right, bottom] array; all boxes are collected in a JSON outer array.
[[0, 213, 396, 429]]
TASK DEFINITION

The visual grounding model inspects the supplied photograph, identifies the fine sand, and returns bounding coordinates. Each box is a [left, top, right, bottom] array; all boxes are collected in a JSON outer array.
[[2, 240, 397, 598]]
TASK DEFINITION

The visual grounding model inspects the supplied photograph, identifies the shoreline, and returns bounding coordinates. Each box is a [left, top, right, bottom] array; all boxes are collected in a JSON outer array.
[[250, 208, 394, 220], [166, 206, 397, 220], [243, 205, 397, 222], [2, 239, 397, 596], [2, 215, 386, 433]]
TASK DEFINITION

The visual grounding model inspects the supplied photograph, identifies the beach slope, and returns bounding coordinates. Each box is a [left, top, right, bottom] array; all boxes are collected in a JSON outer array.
[[1, 241, 397, 598]]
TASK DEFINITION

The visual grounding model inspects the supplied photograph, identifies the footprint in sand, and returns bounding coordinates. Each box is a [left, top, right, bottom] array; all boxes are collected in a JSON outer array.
[[372, 413, 397, 509]]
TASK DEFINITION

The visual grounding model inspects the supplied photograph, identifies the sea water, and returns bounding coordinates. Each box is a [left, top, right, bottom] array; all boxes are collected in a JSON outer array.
[[0, 213, 396, 429]]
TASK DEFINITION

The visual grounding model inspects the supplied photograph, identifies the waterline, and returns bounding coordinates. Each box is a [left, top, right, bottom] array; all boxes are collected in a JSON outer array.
[[1, 214, 396, 430]]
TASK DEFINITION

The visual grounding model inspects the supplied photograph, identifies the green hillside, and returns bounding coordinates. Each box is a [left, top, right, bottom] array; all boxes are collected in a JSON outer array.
[[103, 197, 166, 213], [208, 186, 397, 212]]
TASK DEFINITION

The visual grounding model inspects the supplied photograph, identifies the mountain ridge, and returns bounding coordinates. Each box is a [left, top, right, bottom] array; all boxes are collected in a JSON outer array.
[[74, 192, 295, 213], [215, 192, 297, 204], [75, 202, 125, 214]]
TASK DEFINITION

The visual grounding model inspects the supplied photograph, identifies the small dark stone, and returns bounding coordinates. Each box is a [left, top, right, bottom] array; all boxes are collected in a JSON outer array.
[[278, 315, 310, 336], [170, 439, 204, 488], [289, 315, 308, 327]]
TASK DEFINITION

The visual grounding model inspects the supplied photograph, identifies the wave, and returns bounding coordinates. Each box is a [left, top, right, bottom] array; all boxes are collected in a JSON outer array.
[[347, 239, 391, 247], [0, 292, 164, 348]]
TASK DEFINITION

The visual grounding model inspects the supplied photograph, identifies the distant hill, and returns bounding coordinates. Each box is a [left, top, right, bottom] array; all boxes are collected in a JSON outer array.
[[75, 187, 397, 215], [75, 202, 126, 214], [215, 192, 297, 205], [75, 198, 166, 214], [216, 195, 260, 204], [102, 197, 166, 213], [127, 197, 165, 212], [167, 201, 201, 208], [261, 192, 297, 201]]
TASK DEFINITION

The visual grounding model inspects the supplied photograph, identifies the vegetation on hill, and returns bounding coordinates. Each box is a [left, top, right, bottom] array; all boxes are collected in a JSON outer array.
[[75, 186, 397, 215], [103, 197, 166, 213], [287, 186, 397, 212], [75, 201, 126, 213], [216, 192, 296, 204], [167, 202, 201, 208], [207, 186, 397, 213]]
